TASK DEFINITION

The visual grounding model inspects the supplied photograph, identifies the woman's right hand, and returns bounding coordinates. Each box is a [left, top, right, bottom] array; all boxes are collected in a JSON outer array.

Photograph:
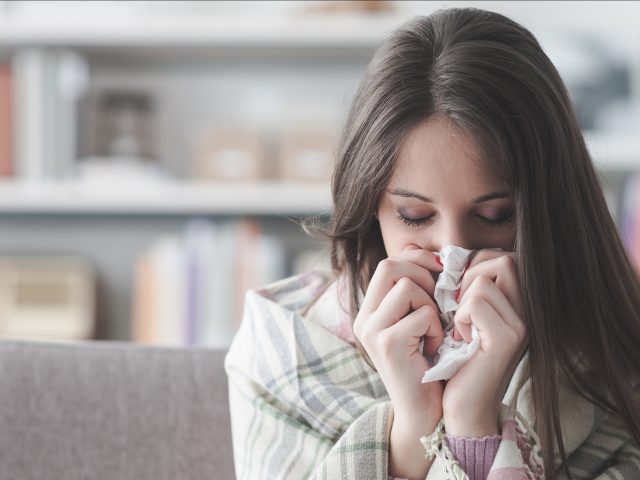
[[353, 245, 445, 479]]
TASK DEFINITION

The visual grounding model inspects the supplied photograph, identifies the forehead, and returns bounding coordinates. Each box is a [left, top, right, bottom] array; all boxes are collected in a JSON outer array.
[[393, 115, 504, 188]]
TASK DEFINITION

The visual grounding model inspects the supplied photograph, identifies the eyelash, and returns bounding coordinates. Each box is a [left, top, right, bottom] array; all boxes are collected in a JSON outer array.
[[396, 211, 514, 228]]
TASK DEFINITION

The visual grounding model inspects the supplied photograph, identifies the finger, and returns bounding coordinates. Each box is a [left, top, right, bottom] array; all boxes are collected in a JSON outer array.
[[403, 245, 444, 286], [461, 250, 510, 284], [361, 252, 442, 314], [453, 326, 462, 342], [453, 296, 501, 347], [466, 248, 505, 266], [372, 277, 439, 331], [458, 253, 524, 319], [398, 248, 444, 279], [454, 294, 524, 357], [386, 304, 444, 357], [458, 275, 525, 339]]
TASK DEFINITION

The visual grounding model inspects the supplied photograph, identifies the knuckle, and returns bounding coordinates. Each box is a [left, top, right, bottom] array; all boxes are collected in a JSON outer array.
[[423, 307, 443, 332], [395, 276, 414, 292], [513, 322, 527, 342], [415, 306, 430, 322], [466, 295, 485, 310], [500, 254, 515, 269], [418, 303, 434, 314], [476, 274, 493, 287], [377, 258, 395, 276], [414, 305, 431, 322], [353, 314, 370, 343], [470, 250, 489, 264], [421, 304, 439, 320], [376, 330, 395, 355]]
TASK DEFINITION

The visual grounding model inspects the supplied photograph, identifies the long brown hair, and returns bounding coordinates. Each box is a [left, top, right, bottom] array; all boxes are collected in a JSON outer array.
[[305, 7, 640, 478]]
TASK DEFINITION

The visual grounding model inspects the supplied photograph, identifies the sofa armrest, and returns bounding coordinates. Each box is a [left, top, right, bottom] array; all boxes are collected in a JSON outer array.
[[0, 339, 234, 480]]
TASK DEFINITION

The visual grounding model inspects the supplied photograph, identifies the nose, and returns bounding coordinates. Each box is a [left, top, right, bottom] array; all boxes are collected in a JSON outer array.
[[425, 219, 473, 255], [413, 219, 473, 285]]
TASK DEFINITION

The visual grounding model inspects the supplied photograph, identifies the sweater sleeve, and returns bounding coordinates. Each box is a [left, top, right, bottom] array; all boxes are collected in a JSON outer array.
[[420, 406, 543, 480], [444, 434, 501, 480]]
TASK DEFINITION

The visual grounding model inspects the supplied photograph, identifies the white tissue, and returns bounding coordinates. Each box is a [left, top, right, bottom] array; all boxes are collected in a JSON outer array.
[[421, 245, 480, 383]]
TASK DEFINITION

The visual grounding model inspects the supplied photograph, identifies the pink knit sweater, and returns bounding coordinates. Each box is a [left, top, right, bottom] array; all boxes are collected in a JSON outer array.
[[389, 434, 501, 480], [444, 434, 501, 479]]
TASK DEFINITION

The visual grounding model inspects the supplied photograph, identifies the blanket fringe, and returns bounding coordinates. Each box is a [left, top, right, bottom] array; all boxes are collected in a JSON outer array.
[[420, 419, 469, 480]]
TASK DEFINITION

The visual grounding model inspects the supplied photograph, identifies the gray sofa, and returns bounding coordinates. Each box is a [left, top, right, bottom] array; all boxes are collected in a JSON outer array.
[[0, 339, 235, 480]]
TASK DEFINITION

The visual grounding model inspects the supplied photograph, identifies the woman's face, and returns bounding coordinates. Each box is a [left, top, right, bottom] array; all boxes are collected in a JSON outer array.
[[377, 115, 516, 256]]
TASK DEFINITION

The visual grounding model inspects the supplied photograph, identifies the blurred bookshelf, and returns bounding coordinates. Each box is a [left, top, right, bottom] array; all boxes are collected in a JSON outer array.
[[0, 1, 639, 346]]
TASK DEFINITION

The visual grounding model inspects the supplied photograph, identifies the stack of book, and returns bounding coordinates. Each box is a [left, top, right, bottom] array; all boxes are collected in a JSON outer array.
[[131, 218, 289, 348], [0, 49, 89, 181]]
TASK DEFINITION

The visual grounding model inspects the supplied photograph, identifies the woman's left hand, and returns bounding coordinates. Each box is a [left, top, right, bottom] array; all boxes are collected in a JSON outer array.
[[442, 249, 528, 437]]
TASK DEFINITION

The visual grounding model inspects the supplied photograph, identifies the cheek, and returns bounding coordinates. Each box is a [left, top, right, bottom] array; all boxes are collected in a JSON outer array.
[[496, 225, 517, 251], [378, 209, 420, 257]]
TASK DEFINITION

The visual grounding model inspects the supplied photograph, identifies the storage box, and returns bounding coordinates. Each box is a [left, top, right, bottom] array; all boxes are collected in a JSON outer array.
[[278, 128, 335, 182], [0, 257, 96, 341], [193, 128, 266, 181]]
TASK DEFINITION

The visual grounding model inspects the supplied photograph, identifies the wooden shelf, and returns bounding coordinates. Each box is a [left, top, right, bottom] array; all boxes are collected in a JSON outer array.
[[0, 14, 404, 50], [0, 180, 332, 215]]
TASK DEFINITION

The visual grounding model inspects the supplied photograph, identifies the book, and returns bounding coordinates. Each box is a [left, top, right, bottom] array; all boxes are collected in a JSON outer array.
[[132, 236, 187, 346], [52, 50, 89, 179], [151, 236, 187, 346], [12, 48, 47, 180], [0, 63, 13, 177], [621, 173, 640, 271], [11, 48, 88, 181], [200, 221, 238, 348], [234, 218, 262, 329], [184, 218, 218, 347], [234, 219, 287, 329], [131, 252, 156, 344]]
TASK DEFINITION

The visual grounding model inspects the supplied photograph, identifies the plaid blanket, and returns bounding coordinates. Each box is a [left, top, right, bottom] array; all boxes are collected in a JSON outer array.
[[225, 271, 640, 479]]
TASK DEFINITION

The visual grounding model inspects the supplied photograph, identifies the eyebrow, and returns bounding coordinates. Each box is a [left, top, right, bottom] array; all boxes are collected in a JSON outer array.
[[388, 188, 511, 204]]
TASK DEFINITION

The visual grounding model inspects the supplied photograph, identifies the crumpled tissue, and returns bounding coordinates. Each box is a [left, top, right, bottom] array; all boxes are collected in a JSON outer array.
[[421, 245, 479, 383]]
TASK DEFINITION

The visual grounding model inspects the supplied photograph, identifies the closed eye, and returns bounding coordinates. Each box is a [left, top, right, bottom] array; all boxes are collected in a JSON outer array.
[[396, 213, 433, 227], [479, 209, 514, 228], [397, 211, 514, 228]]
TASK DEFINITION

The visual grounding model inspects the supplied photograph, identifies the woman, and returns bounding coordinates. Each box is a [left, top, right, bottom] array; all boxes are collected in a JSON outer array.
[[225, 7, 640, 479]]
